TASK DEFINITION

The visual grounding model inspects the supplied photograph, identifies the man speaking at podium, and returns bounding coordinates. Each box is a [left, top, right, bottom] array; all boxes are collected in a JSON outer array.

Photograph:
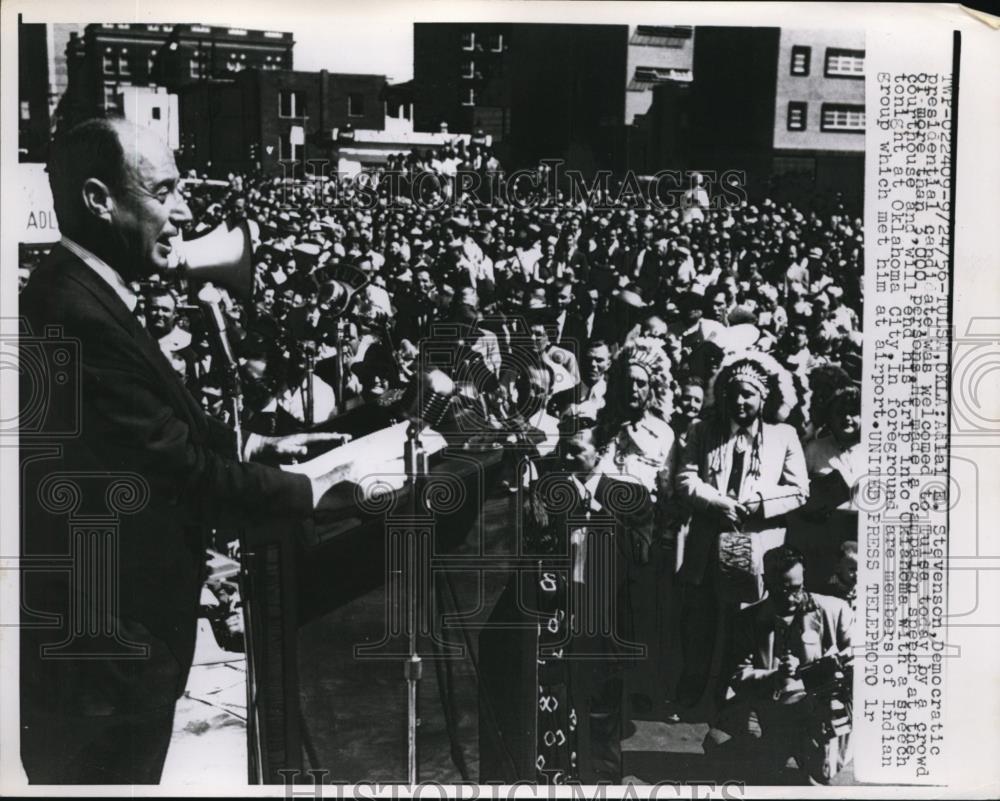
[[19, 118, 345, 784]]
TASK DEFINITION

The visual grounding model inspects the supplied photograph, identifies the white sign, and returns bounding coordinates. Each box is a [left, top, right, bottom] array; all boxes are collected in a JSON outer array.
[[17, 163, 59, 245]]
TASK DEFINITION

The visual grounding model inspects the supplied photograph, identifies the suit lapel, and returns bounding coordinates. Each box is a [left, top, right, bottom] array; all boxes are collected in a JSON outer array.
[[57, 251, 206, 426]]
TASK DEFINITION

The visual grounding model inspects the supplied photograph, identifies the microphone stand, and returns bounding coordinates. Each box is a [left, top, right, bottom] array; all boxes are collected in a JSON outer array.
[[302, 346, 316, 428], [198, 289, 265, 784], [402, 419, 428, 786], [334, 317, 348, 414]]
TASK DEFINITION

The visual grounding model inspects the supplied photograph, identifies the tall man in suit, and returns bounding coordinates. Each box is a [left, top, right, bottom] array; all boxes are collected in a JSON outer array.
[[548, 278, 589, 355], [19, 118, 345, 784]]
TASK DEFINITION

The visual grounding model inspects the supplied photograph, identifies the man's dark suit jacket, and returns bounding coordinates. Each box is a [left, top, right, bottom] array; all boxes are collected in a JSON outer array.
[[19, 245, 313, 720], [392, 292, 436, 345], [552, 310, 589, 357]]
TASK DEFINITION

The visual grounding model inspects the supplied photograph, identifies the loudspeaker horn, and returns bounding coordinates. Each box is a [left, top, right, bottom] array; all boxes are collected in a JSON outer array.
[[170, 219, 259, 303]]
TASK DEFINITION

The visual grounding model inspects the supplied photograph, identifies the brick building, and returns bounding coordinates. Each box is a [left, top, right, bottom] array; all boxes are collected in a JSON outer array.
[[177, 69, 387, 175], [57, 23, 292, 129]]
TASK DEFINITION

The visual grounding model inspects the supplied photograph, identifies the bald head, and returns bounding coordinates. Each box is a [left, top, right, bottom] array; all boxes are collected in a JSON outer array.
[[48, 117, 191, 278]]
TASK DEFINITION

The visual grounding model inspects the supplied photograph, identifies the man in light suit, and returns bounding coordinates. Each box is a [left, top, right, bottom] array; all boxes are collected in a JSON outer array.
[[19, 118, 344, 783], [674, 355, 809, 708]]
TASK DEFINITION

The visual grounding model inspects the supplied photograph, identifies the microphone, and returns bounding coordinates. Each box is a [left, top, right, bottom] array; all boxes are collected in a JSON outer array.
[[409, 368, 456, 430], [197, 284, 237, 364], [196, 283, 244, 449]]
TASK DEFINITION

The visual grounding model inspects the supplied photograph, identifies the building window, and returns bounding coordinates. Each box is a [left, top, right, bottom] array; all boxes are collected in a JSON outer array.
[[628, 65, 692, 90], [147, 24, 160, 31], [489, 33, 504, 52], [189, 57, 203, 79], [787, 101, 808, 131], [278, 132, 301, 162], [461, 31, 475, 51], [820, 103, 865, 132], [103, 84, 119, 110], [824, 48, 865, 78], [118, 52, 131, 76], [103, 49, 115, 74], [461, 60, 475, 79], [790, 45, 811, 76], [279, 90, 304, 118], [151, 107, 161, 120], [347, 92, 364, 117], [462, 87, 476, 106], [630, 25, 693, 47], [147, 50, 158, 74], [228, 28, 248, 36], [20, 100, 30, 121]]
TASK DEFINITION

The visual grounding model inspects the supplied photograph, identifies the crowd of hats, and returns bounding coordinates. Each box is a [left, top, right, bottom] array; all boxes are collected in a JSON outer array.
[[104, 149, 865, 432]]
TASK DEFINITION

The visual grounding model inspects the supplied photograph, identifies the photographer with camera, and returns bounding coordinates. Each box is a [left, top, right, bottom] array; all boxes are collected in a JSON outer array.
[[707, 545, 854, 785]]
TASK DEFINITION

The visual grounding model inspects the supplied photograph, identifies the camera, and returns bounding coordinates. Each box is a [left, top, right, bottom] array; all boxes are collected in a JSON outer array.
[[797, 654, 850, 694]]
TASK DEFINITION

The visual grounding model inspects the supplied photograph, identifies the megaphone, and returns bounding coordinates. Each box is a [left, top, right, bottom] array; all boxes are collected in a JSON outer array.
[[170, 220, 370, 317], [169, 219, 259, 303]]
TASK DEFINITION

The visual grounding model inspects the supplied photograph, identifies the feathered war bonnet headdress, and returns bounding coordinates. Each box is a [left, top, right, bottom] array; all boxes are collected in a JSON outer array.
[[702, 352, 797, 484], [709, 351, 798, 424]]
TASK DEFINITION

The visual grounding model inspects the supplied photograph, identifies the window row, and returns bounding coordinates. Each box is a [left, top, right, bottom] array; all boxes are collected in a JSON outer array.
[[104, 49, 287, 78], [102, 49, 158, 76], [790, 45, 865, 78], [461, 32, 504, 52], [277, 91, 366, 118], [787, 101, 865, 132], [101, 23, 173, 32]]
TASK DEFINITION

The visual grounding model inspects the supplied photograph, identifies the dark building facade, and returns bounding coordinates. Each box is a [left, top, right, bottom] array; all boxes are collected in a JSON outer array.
[[156, 24, 293, 90], [18, 20, 51, 161], [413, 23, 628, 175], [413, 23, 514, 141], [178, 69, 387, 176], [58, 23, 293, 131]]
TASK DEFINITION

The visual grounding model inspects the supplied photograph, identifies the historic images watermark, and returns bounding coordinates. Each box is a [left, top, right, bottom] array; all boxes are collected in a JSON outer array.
[[270, 162, 749, 214], [278, 774, 747, 799]]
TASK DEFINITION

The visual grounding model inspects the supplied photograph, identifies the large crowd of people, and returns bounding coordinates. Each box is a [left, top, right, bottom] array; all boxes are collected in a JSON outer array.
[[20, 137, 864, 785]]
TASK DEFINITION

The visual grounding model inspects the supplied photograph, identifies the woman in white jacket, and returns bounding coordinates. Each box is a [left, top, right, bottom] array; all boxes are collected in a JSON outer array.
[[674, 352, 809, 709]]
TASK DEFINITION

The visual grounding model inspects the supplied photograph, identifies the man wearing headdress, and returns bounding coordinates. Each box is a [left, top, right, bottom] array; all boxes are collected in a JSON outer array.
[[675, 353, 809, 708], [593, 337, 677, 710]]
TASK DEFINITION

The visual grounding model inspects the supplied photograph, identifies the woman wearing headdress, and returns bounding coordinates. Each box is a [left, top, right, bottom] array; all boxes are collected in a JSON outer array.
[[674, 351, 809, 709]]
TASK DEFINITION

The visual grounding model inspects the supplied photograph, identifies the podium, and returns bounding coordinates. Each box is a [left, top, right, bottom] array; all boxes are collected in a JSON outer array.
[[248, 429, 503, 781]]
